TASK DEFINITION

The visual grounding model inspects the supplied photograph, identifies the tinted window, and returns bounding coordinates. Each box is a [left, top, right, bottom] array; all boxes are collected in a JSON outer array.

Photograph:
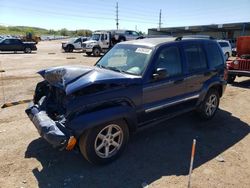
[[184, 45, 207, 72], [75, 38, 81, 43], [12, 39, 22, 44], [125, 31, 132, 35], [218, 42, 229, 47], [155, 46, 182, 77], [132, 31, 139, 36], [100, 34, 107, 40], [3, 39, 11, 44], [206, 43, 224, 67]]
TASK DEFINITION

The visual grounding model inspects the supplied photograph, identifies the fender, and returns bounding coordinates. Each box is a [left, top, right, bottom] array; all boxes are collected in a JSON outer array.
[[197, 76, 226, 105], [67, 105, 137, 138]]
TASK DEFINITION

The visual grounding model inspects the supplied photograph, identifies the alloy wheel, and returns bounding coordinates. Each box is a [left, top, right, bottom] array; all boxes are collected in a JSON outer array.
[[94, 124, 123, 158]]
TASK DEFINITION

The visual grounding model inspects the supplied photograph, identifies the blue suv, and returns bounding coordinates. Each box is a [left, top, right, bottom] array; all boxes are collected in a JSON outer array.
[[26, 37, 227, 164]]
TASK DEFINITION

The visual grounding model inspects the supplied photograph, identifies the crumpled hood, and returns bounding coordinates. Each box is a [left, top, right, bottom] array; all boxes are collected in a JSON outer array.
[[38, 66, 140, 95]]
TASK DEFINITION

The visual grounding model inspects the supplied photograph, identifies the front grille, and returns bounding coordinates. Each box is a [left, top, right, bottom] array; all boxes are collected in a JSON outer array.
[[82, 43, 86, 48], [47, 87, 66, 116], [238, 60, 250, 71]]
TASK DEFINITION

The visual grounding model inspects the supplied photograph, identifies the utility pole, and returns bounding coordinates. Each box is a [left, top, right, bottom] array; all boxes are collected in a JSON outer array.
[[116, 1, 119, 30], [158, 9, 162, 31]]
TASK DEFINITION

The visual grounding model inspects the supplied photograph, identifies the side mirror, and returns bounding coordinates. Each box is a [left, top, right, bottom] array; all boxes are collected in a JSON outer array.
[[153, 68, 168, 80]]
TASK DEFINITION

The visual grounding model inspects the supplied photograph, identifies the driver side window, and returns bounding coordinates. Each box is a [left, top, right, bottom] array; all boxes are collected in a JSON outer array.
[[155, 46, 182, 77]]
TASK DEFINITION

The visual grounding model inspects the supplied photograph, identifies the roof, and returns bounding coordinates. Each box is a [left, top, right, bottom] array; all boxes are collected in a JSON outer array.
[[121, 37, 176, 47], [149, 22, 250, 34]]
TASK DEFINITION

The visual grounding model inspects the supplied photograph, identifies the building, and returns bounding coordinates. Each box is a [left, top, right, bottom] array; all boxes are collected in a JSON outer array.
[[148, 22, 250, 40]]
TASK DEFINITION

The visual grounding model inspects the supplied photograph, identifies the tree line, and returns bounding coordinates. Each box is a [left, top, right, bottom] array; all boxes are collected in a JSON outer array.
[[0, 26, 92, 36]]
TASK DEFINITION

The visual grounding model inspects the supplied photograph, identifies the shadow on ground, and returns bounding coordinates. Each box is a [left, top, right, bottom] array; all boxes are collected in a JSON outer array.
[[25, 109, 250, 188], [0, 52, 36, 55], [231, 79, 250, 89]]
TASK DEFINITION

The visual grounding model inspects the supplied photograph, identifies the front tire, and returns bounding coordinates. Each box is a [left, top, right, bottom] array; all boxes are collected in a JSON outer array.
[[24, 47, 32, 53], [79, 119, 129, 165], [65, 45, 74, 53], [225, 52, 229, 60], [93, 47, 101, 57], [197, 89, 220, 120]]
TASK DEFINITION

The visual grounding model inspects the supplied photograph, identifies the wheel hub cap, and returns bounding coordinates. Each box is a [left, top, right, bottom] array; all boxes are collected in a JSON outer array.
[[205, 94, 218, 116], [94, 124, 123, 158]]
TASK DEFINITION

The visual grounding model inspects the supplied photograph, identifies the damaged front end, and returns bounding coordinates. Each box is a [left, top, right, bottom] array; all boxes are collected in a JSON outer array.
[[26, 65, 138, 150], [25, 67, 81, 150]]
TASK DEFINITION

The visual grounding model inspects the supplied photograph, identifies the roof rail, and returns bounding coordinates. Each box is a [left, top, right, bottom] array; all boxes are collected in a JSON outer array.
[[175, 35, 216, 41]]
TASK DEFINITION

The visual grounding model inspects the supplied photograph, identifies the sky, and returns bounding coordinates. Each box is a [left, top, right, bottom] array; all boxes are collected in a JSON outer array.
[[0, 0, 250, 33]]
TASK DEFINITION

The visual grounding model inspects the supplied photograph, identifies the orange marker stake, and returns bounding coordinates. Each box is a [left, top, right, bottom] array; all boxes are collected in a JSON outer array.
[[188, 139, 196, 188]]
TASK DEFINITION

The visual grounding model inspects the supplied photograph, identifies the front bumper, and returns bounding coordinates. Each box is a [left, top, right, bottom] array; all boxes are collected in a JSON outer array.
[[25, 97, 75, 150], [228, 70, 250, 77], [85, 48, 93, 53]]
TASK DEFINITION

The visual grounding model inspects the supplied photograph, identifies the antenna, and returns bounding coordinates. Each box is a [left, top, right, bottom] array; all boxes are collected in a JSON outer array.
[[158, 9, 162, 31], [116, 1, 119, 30]]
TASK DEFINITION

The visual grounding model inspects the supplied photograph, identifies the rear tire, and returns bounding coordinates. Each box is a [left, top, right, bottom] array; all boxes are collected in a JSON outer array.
[[197, 89, 220, 120], [227, 75, 236, 84], [79, 119, 129, 165]]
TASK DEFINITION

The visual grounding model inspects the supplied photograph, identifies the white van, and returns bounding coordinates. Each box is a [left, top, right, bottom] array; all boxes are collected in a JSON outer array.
[[217, 40, 232, 60]]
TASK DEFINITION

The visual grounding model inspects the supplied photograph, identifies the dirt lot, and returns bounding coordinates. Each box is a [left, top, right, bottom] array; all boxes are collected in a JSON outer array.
[[0, 40, 249, 188]]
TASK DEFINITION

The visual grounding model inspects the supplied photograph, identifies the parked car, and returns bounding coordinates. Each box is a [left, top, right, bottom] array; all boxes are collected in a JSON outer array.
[[0, 38, 37, 53], [113, 30, 144, 42], [62, 37, 88, 52], [26, 37, 227, 164], [226, 36, 250, 83], [217, 40, 232, 60]]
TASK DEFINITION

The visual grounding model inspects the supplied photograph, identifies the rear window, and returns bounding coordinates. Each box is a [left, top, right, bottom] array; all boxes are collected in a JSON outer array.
[[205, 43, 224, 68], [183, 45, 207, 72], [218, 42, 229, 47]]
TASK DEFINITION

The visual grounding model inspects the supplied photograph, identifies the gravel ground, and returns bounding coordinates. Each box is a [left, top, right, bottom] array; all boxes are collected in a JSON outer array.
[[0, 40, 249, 188]]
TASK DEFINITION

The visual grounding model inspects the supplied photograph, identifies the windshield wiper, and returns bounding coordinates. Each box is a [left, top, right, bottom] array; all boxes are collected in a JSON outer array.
[[105, 66, 123, 73]]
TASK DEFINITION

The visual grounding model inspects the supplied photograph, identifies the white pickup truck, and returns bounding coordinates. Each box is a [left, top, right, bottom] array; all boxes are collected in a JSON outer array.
[[83, 30, 143, 56], [62, 37, 88, 52]]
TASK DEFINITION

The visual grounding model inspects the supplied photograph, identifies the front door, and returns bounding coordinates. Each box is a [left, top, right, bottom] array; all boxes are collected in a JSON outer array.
[[74, 38, 82, 49], [99, 34, 110, 49], [140, 45, 189, 124]]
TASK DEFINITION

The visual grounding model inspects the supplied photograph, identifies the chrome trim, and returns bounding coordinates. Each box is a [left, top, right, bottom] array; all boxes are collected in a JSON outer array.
[[145, 94, 200, 113]]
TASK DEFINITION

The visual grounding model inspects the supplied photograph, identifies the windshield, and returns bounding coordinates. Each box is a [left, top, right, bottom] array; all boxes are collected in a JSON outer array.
[[69, 38, 77, 43], [90, 34, 100, 41], [95, 44, 153, 75]]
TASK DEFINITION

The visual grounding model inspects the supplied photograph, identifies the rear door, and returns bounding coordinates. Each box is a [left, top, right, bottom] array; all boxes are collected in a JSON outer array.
[[181, 42, 210, 95], [12, 39, 24, 51], [140, 44, 189, 124]]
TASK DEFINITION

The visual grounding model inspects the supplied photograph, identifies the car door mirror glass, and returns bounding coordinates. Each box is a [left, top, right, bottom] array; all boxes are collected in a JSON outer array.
[[153, 68, 168, 80]]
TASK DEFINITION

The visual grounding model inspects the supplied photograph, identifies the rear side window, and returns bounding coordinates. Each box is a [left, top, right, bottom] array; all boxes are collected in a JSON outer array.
[[218, 42, 229, 47], [183, 45, 207, 72], [205, 43, 224, 68], [155, 46, 182, 77]]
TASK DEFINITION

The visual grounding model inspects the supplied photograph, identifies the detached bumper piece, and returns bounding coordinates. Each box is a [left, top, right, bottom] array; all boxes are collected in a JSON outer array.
[[25, 97, 76, 150]]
